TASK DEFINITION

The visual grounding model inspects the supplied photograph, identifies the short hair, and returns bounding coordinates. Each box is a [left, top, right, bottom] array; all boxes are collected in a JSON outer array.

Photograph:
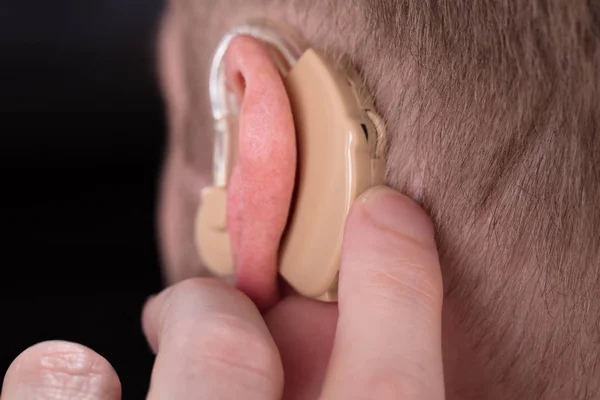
[[163, 0, 600, 397]]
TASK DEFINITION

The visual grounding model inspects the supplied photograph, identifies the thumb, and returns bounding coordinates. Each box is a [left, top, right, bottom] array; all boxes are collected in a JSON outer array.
[[321, 186, 445, 399]]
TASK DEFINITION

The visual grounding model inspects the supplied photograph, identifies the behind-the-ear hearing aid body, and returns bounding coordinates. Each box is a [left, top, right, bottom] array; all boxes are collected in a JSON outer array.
[[195, 21, 386, 302]]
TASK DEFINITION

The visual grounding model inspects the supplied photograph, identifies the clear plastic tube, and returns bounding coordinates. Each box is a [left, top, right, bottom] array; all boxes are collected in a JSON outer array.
[[209, 21, 306, 187]]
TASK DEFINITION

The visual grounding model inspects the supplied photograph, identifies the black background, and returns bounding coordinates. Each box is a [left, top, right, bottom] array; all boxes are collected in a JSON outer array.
[[1, 0, 167, 397]]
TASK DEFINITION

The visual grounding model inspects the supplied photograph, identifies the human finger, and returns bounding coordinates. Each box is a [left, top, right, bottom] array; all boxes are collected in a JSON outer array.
[[1, 340, 121, 400], [321, 187, 445, 399], [142, 278, 283, 400]]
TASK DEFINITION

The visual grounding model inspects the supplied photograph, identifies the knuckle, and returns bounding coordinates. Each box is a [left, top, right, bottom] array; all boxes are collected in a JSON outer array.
[[156, 278, 232, 332], [368, 233, 444, 309], [9, 341, 120, 399], [372, 259, 442, 307], [174, 313, 279, 378], [157, 279, 281, 385]]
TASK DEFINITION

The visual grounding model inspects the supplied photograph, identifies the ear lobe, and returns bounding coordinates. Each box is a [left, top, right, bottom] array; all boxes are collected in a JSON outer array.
[[224, 36, 297, 309]]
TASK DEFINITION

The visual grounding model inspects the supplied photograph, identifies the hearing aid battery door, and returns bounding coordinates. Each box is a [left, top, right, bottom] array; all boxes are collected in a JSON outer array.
[[279, 50, 383, 301]]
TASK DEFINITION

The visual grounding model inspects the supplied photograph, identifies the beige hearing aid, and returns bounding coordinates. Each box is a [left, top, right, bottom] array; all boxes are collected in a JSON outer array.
[[195, 21, 386, 302]]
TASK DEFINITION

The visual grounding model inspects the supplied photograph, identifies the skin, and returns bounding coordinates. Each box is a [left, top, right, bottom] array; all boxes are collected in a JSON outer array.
[[12, 1, 598, 396], [1, 188, 445, 399], [156, 5, 600, 397], [224, 36, 297, 308], [1, 37, 446, 398]]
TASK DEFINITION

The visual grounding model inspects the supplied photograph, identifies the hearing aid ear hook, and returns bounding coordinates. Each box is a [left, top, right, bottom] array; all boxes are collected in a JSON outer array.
[[195, 22, 307, 276]]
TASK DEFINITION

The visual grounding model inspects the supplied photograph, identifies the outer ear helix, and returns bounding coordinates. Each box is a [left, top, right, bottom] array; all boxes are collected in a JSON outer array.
[[209, 21, 305, 190], [194, 21, 306, 276]]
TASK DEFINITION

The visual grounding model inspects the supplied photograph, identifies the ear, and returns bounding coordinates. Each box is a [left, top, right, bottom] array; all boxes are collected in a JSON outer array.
[[224, 36, 296, 309]]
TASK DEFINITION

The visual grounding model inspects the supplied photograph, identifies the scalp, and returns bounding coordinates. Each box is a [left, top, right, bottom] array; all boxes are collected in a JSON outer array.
[[164, 0, 600, 397]]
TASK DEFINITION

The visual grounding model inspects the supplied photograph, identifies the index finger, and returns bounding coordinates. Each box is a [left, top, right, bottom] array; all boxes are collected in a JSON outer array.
[[321, 187, 445, 399], [141, 278, 283, 400]]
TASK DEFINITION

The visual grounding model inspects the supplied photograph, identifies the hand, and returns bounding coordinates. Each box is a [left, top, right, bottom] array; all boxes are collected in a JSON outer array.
[[1, 186, 445, 399]]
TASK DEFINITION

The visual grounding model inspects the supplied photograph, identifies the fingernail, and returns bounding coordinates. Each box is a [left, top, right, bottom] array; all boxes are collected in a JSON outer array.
[[361, 186, 434, 243]]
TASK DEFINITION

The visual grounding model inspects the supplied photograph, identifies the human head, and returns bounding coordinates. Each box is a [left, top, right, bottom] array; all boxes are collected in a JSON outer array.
[[156, 1, 600, 398]]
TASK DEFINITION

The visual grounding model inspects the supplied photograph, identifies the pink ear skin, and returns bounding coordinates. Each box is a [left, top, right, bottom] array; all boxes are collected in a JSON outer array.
[[224, 36, 297, 310]]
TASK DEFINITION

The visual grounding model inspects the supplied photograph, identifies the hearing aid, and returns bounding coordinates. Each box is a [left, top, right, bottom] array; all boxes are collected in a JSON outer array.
[[194, 21, 387, 302]]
